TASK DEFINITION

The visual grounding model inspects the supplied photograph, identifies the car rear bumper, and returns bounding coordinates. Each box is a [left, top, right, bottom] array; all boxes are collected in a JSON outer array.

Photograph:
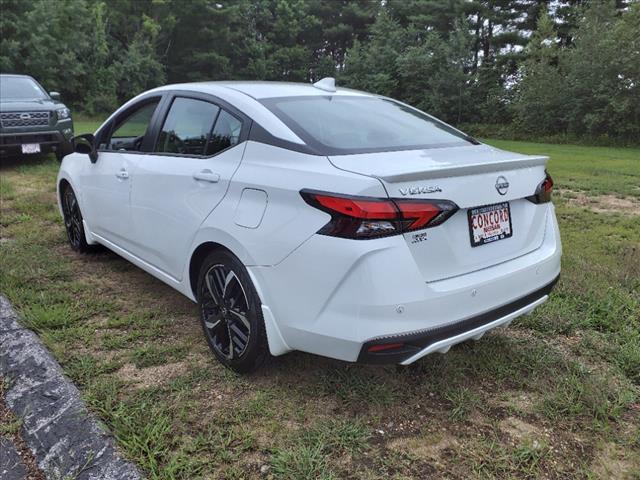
[[0, 129, 73, 157], [358, 275, 558, 364], [250, 204, 562, 363]]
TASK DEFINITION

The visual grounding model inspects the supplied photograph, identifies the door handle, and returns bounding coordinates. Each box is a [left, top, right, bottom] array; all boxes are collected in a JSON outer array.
[[115, 169, 129, 180], [193, 169, 220, 183]]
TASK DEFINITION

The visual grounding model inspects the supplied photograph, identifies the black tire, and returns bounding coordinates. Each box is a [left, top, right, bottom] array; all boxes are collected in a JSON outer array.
[[61, 184, 93, 253], [56, 143, 73, 162], [197, 250, 269, 373]]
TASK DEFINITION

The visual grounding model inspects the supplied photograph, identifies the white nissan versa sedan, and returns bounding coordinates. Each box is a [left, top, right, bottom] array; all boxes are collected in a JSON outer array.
[[57, 78, 561, 372]]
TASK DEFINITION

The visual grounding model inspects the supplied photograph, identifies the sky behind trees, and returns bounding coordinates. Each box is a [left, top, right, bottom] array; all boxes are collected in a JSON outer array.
[[1, 0, 638, 143]]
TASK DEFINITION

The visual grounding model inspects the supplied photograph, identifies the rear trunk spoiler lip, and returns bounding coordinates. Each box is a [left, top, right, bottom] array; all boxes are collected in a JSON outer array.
[[374, 156, 550, 183]]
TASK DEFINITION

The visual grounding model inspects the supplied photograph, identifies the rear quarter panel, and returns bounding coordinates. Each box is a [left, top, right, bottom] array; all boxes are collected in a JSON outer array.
[[188, 141, 387, 268]]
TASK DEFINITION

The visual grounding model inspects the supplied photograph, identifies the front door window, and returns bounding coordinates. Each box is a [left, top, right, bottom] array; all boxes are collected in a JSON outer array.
[[104, 100, 159, 151]]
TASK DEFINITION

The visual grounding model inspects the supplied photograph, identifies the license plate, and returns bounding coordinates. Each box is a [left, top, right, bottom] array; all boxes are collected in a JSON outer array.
[[21, 143, 41, 154], [468, 202, 513, 247]]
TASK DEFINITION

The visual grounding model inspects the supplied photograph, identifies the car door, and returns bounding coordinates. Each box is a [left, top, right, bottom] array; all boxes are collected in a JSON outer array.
[[127, 93, 248, 280], [80, 97, 162, 249]]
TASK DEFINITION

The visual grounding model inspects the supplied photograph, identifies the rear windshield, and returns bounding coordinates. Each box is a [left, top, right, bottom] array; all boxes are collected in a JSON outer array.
[[0, 76, 48, 100], [260, 95, 475, 155]]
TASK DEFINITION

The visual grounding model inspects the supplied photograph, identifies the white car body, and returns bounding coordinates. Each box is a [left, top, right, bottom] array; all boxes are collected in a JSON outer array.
[[57, 80, 561, 365]]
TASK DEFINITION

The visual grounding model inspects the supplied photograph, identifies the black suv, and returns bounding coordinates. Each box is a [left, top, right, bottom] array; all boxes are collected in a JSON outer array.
[[0, 74, 74, 161]]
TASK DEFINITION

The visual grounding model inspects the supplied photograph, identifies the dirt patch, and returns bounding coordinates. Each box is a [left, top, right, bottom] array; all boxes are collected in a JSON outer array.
[[388, 432, 459, 464], [67, 247, 197, 317], [499, 417, 543, 442], [591, 442, 639, 480], [116, 360, 190, 389], [559, 189, 640, 216]]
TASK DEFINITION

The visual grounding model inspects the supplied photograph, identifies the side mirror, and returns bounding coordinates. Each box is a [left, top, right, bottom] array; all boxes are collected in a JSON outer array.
[[72, 134, 98, 163], [49, 91, 61, 100]]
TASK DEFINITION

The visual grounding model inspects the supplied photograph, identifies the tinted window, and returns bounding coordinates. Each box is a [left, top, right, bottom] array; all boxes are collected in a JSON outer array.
[[260, 96, 474, 154], [106, 100, 159, 151], [0, 76, 48, 100], [156, 97, 220, 156], [205, 110, 242, 155]]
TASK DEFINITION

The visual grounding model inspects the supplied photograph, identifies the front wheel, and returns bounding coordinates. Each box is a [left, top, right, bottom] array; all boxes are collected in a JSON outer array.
[[61, 185, 93, 253], [197, 250, 269, 373]]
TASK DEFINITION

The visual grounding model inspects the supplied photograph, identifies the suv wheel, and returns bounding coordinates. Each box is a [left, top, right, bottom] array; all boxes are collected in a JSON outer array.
[[197, 250, 268, 373], [56, 143, 73, 162]]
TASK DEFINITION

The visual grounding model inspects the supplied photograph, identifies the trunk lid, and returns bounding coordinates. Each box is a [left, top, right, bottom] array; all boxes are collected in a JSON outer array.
[[328, 144, 550, 282]]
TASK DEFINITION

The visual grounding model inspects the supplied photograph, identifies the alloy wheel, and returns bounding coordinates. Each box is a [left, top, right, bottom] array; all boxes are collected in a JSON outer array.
[[62, 188, 83, 249], [200, 264, 252, 360]]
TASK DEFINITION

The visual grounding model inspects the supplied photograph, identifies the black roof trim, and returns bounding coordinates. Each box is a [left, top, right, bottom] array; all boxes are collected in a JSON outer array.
[[248, 121, 320, 156]]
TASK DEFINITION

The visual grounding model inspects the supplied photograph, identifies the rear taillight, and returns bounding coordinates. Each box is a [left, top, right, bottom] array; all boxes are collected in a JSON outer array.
[[300, 190, 458, 239], [526, 171, 554, 204]]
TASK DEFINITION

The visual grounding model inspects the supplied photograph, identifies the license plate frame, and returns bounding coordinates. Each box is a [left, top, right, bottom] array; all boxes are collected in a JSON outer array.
[[21, 143, 41, 154], [467, 201, 513, 247]]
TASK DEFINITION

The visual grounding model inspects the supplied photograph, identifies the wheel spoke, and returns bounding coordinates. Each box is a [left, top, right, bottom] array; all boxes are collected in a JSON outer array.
[[224, 272, 248, 311], [62, 197, 70, 217], [212, 319, 230, 354], [227, 323, 234, 359], [205, 271, 222, 305], [213, 266, 226, 294], [223, 271, 236, 298], [201, 295, 216, 311], [229, 322, 248, 345], [204, 318, 221, 331], [228, 308, 250, 330]]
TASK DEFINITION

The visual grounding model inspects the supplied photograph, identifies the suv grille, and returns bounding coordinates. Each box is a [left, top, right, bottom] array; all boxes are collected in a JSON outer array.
[[0, 111, 50, 127], [0, 133, 56, 145]]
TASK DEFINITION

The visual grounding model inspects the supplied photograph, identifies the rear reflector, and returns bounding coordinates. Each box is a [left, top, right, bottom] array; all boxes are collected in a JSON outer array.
[[301, 189, 458, 239], [367, 343, 405, 353]]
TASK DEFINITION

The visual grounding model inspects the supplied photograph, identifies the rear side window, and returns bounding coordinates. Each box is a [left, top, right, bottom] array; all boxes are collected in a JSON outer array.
[[156, 97, 220, 156], [205, 110, 242, 155], [260, 96, 474, 155]]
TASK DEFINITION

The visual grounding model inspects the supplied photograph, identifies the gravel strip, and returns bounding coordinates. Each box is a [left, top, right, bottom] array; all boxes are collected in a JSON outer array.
[[0, 296, 143, 480]]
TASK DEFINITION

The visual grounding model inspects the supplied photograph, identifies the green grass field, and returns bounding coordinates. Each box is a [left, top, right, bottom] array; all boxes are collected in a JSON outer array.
[[1, 133, 638, 478]]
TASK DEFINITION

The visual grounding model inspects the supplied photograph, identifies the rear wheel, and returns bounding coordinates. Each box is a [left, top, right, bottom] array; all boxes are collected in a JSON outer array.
[[197, 250, 268, 373], [61, 185, 92, 253]]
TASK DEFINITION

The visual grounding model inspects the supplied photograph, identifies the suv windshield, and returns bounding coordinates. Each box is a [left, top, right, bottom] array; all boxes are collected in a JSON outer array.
[[0, 76, 48, 100], [260, 95, 475, 155]]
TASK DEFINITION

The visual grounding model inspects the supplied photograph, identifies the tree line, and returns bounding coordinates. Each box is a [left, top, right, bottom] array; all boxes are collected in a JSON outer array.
[[1, 0, 638, 144]]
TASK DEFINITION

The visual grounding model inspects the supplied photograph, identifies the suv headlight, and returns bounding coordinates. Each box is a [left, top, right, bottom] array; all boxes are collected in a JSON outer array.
[[56, 107, 71, 120]]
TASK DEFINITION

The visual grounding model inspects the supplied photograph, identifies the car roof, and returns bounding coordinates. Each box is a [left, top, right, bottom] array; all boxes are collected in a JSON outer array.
[[0, 74, 34, 78], [116, 80, 375, 148], [154, 80, 372, 100]]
